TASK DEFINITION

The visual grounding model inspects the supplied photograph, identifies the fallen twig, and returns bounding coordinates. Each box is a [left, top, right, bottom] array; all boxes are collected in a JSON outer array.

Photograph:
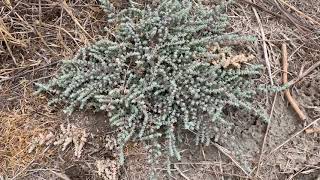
[[305, 128, 320, 134], [271, 0, 320, 50], [238, 0, 283, 19], [0, 26, 17, 65], [0, 61, 59, 84], [267, 117, 320, 156], [277, 0, 320, 27], [213, 143, 251, 178], [282, 43, 306, 121], [174, 164, 190, 180], [272, 0, 311, 33], [288, 60, 320, 87]]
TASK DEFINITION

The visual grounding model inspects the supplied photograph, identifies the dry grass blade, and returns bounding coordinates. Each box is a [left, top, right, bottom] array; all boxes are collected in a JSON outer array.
[[2, 0, 12, 7], [0, 61, 59, 84], [238, 0, 283, 19], [10, 159, 36, 180], [272, 0, 311, 33], [50, 170, 71, 180], [0, 25, 17, 65], [60, 1, 94, 41], [277, 0, 320, 27], [0, 19, 27, 47], [255, 93, 278, 177], [0, 111, 55, 178], [0, 83, 57, 178], [252, 5, 274, 85], [270, 0, 320, 51]]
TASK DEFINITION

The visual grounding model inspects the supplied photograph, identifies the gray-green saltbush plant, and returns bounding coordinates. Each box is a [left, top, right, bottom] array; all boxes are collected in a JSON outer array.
[[36, 0, 268, 169]]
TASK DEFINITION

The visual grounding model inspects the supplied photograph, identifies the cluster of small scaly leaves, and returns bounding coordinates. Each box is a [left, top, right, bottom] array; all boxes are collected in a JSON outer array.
[[36, 0, 267, 166]]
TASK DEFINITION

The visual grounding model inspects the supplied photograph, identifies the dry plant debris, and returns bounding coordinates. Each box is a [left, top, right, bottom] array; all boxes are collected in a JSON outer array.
[[95, 134, 120, 179], [96, 159, 120, 180], [223, 54, 255, 69], [0, 0, 107, 89], [0, 79, 58, 177], [28, 123, 89, 158], [0, 19, 27, 47], [208, 44, 255, 69], [0, 112, 53, 176], [105, 134, 117, 151]]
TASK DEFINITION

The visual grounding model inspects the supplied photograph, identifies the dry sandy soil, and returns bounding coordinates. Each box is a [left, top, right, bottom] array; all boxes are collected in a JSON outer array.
[[1, 0, 320, 179]]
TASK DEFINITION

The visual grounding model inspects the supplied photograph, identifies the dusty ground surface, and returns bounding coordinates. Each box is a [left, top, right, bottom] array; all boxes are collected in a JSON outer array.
[[1, 0, 320, 179]]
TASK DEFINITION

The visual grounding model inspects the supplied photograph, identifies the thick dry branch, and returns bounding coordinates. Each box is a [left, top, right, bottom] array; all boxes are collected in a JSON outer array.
[[282, 43, 306, 121]]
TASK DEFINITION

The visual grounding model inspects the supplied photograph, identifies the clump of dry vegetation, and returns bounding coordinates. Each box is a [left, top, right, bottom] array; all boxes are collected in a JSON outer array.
[[28, 123, 88, 158], [0, 86, 57, 178], [0, 112, 52, 177]]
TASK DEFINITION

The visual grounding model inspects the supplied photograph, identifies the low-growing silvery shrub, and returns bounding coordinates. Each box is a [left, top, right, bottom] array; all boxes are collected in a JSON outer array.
[[36, 0, 270, 172]]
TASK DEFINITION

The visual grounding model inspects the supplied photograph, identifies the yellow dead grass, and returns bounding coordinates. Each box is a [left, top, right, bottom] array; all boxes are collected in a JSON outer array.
[[0, 90, 57, 177]]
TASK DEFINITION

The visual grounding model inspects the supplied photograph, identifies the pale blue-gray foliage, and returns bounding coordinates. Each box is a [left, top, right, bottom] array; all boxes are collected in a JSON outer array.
[[36, 0, 267, 166]]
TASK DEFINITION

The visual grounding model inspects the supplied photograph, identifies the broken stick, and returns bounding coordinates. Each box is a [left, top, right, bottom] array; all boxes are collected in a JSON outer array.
[[305, 128, 320, 134], [282, 43, 307, 121]]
